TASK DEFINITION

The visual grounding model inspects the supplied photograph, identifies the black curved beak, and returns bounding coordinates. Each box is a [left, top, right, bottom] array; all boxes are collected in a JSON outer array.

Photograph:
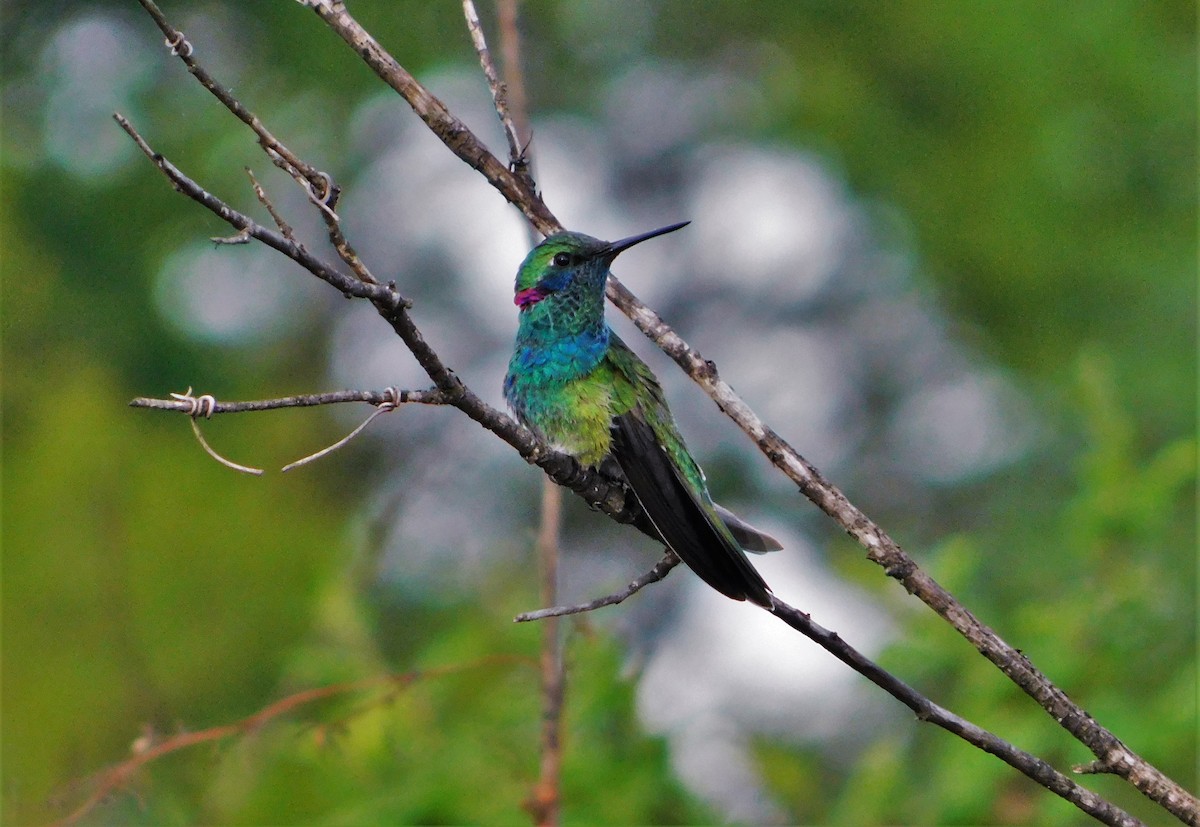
[[601, 221, 690, 261]]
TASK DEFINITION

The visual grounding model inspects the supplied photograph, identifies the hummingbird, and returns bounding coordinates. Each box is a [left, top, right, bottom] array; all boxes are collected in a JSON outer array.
[[504, 222, 780, 607]]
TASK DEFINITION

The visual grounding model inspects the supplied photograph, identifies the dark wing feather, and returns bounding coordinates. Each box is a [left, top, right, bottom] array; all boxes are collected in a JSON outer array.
[[595, 455, 663, 542], [611, 411, 773, 607]]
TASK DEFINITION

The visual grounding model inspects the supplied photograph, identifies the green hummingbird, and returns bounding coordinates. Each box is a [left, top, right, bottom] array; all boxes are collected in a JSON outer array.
[[504, 222, 780, 607]]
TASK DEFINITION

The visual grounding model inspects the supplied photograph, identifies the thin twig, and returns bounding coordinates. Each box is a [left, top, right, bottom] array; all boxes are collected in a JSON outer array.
[[527, 479, 564, 826], [131, 387, 446, 416], [514, 551, 681, 623], [135, 0, 335, 204], [282, 399, 398, 472], [462, 0, 523, 166], [319, 196, 377, 285], [467, 6, 563, 820], [246, 167, 297, 242]]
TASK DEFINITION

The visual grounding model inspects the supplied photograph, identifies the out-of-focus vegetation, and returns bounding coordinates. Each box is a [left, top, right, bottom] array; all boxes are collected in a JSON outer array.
[[3, 1, 1193, 825]]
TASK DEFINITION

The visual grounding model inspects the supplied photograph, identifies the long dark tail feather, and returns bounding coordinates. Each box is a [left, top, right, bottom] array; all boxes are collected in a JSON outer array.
[[611, 413, 773, 607], [714, 504, 783, 553]]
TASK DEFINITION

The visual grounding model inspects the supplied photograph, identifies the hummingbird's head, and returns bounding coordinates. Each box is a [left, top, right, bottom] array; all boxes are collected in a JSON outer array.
[[513, 221, 690, 310]]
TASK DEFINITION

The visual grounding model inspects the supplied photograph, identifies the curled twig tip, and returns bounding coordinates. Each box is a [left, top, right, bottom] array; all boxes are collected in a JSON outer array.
[[170, 388, 264, 475], [164, 31, 193, 58], [170, 387, 216, 418]]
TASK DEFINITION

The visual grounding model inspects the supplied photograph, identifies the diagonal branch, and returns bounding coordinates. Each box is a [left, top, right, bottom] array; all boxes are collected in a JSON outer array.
[[295, 5, 1198, 822], [765, 595, 1142, 827], [116, 113, 646, 536], [462, 0, 523, 170], [136, 0, 336, 206], [117, 109, 1143, 827], [303, 0, 557, 235], [124, 3, 1196, 823], [513, 554, 1141, 825]]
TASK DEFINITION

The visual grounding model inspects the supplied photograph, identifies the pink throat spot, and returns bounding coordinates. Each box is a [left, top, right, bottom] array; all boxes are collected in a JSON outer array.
[[514, 287, 545, 308]]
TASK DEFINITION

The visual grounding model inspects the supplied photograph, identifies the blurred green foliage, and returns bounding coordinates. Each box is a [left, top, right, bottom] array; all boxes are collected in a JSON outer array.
[[3, 1, 1194, 825], [758, 352, 1195, 824], [655, 0, 1195, 443]]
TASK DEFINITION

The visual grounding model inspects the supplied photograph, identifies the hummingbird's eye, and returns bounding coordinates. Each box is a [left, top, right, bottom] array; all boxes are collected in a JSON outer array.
[[552, 252, 572, 267]]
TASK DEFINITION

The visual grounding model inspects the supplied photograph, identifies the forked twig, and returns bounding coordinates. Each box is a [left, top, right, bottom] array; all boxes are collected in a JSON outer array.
[[136, 0, 333, 201], [134, 388, 453, 473]]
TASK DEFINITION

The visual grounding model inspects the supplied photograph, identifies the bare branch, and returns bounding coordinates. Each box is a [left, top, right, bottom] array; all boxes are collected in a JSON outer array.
[[514, 551, 682, 622], [137, 387, 449, 473], [131, 387, 446, 416], [765, 596, 1145, 827], [113, 113, 384, 304], [139, 0, 380, 288], [462, 0, 523, 168], [122, 4, 1197, 822], [605, 271, 1200, 823], [288, 9, 1199, 821], [304, 0, 559, 235], [135, 0, 335, 204], [246, 167, 298, 242]]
